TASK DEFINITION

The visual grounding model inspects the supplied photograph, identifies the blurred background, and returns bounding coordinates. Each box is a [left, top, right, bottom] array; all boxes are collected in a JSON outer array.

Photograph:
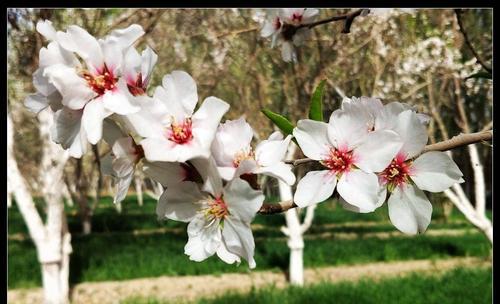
[[7, 8, 492, 304]]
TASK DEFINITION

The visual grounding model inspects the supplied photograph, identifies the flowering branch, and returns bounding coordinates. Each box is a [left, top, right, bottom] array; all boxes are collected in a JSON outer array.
[[259, 130, 492, 215], [455, 9, 492, 74]]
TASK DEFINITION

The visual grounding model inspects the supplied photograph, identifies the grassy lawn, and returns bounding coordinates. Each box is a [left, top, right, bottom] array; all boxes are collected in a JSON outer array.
[[123, 267, 492, 304], [7, 195, 492, 289]]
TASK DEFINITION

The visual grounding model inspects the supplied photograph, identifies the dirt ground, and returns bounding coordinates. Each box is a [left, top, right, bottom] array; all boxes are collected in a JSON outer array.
[[8, 256, 491, 304]]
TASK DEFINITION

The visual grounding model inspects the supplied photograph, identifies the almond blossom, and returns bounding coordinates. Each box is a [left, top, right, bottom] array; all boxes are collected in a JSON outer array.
[[101, 120, 145, 204], [157, 166, 264, 268], [260, 8, 319, 62], [293, 104, 403, 210], [42, 22, 145, 145], [377, 110, 464, 235], [139, 71, 230, 163], [211, 117, 296, 185]]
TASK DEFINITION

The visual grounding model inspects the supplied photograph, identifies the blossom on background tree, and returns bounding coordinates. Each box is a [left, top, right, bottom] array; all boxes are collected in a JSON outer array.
[[260, 8, 319, 62]]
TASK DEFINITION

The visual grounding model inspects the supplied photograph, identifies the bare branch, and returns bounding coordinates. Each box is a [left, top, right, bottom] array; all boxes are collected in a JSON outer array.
[[455, 9, 492, 74], [258, 200, 297, 215]]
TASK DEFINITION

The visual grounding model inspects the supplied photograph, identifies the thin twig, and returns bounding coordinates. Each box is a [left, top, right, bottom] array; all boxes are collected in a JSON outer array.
[[455, 9, 492, 74], [301, 9, 364, 33], [262, 130, 492, 215]]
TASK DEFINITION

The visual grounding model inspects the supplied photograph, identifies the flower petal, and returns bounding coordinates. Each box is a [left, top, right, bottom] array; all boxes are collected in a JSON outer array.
[[156, 70, 199, 120], [192, 96, 230, 151], [254, 162, 296, 186], [255, 134, 292, 167], [353, 130, 402, 173], [337, 170, 379, 212], [281, 41, 296, 62], [211, 117, 254, 167], [388, 183, 432, 235], [143, 160, 185, 187], [223, 177, 264, 223], [102, 119, 126, 146], [51, 107, 87, 158], [106, 24, 145, 50], [410, 151, 464, 192], [158, 181, 204, 222], [43, 64, 96, 110], [293, 119, 330, 160], [327, 107, 370, 151], [24, 93, 49, 114], [339, 185, 386, 213], [294, 170, 337, 208], [57, 25, 103, 72], [185, 215, 221, 262], [101, 80, 140, 115], [393, 110, 428, 159], [223, 217, 257, 269], [82, 99, 112, 145], [216, 242, 241, 266]]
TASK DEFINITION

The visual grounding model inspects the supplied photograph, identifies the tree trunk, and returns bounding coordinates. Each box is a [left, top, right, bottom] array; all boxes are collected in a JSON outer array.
[[8, 110, 72, 304], [134, 171, 144, 206]]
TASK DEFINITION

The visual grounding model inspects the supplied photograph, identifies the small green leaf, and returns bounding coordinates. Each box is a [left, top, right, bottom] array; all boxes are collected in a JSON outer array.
[[261, 109, 294, 136], [309, 79, 326, 121], [465, 71, 492, 80]]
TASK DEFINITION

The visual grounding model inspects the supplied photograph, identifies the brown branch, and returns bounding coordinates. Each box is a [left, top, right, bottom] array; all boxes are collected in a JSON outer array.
[[301, 9, 364, 33], [263, 130, 492, 215], [258, 200, 297, 215], [455, 9, 492, 74]]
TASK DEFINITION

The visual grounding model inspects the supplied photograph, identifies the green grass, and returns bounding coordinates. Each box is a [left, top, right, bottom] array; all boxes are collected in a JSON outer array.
[[8, 195, 492, 290], [122, 267, 492, 304], [8, 229, 491, 289]]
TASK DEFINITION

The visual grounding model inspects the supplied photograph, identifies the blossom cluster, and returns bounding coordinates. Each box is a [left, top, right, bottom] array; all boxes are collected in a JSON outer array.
[[25, 20, 464, 268]]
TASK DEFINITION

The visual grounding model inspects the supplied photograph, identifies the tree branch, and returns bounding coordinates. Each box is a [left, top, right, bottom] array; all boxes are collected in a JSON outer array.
[[301, 9, 364, 33], [261, 130, 492, 215], [455, 9, 492, 74]]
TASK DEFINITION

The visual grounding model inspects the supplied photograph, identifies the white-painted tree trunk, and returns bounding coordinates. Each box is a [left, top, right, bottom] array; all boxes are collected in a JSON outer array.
[[134, 171, 144, 206], [278, 142, 317, 286], [443, 147, 492, 244], [8, 110, 72, 304]]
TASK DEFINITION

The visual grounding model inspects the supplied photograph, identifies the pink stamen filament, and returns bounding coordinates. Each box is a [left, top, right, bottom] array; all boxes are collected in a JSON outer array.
[[205, 197, 229, 220], [321, 147, 354, 175], [380, 155, 412, 189], [167, 118, 193, 144]]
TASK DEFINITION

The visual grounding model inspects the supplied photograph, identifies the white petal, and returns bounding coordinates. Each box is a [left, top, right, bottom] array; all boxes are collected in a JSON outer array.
[[158, 181, 204, 221], [223, 178, 264, 223], [339, 185, 386, 213], [268, 131, 284, 141], [353, 130, 402, 173], [255, 134, 291, 167], [393, 110, 428, 159], [102, 119, 126, 146], [211, 117, 254, 167], [218, 166, 237, 181], [82, 99, 112, 145], [261, 21, 276, 38], [254, 162, 296, 186], [327, 107, 370, 151], [100, 39, 123, 74], [223, 218, 257, 269], [216, 242, 241, 265], [140, 46, 158, 86], [113, 168, 134, 204], [36, 20, 57, 41], [43, 64, 96, 110], [190, 157, 224, 197], [51, 107, 87, 158], [106, 24, 145, 50], [112, 137, 136, 160], [337, 170, 379, 212], [143, 160, 185, 187], [388, 184, 432, 235], [140, 137, 206, 163], [57, 25, 103, 72], [410, 151, 464, 192], [101, 81, 140, 115], [24, 94, 49, 114], [117, 96, 165, 138], [157, 70, 199, 120], [185, 215, 221, 262], [293, 119, 330, 160], [33, 68, 56, 96], [293, 170, 337, 207], [191, 96, 230, 151]]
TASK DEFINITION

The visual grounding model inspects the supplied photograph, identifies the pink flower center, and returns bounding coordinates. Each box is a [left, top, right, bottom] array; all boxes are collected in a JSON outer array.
[[167, 118, 193, 144], [321, 147, 354, 175], [127, 72, 147, 96], [291, 13, 303, 23], [206, 197, 229, 219], [233, 147, 255, 167], [82, 65, 117, 96], [379, 153, 412, 190]]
